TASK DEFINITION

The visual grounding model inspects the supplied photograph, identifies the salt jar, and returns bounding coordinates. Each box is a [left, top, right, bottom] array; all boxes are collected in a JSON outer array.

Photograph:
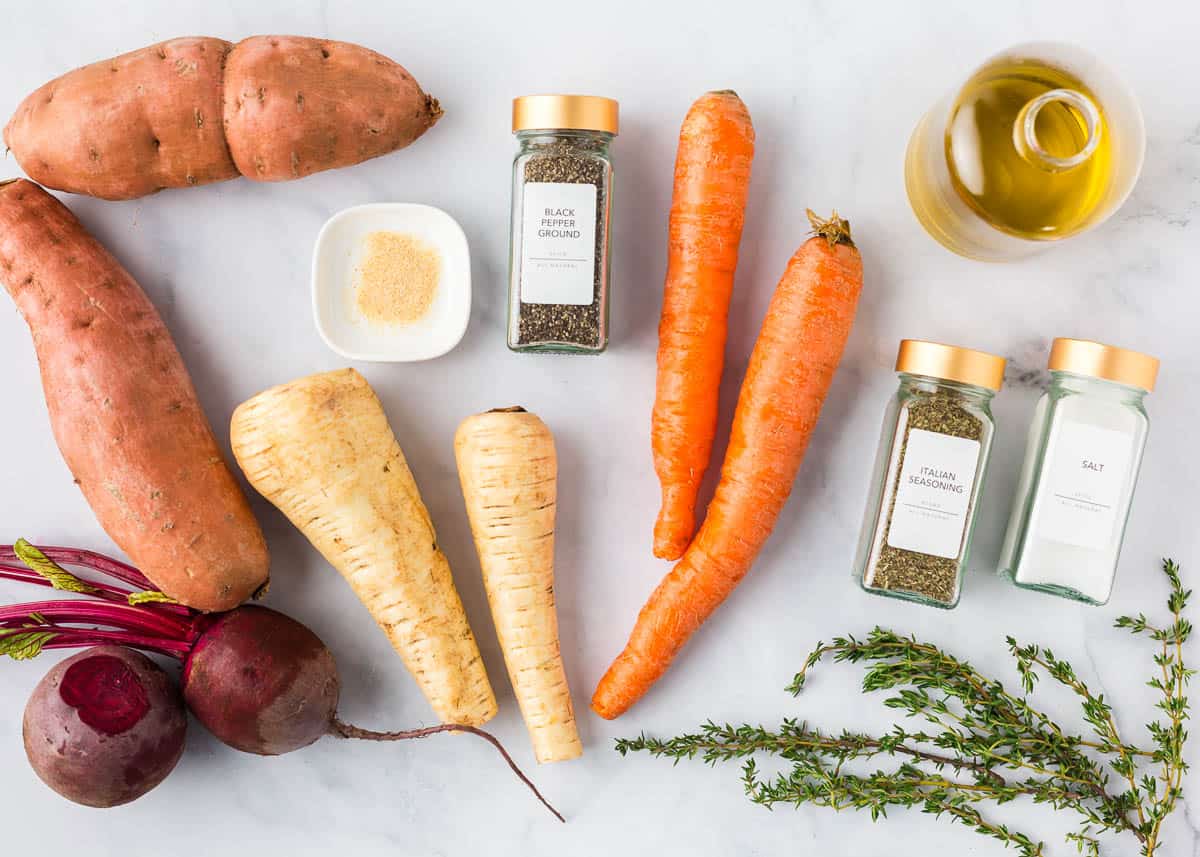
[[999, 338, 1159, 605]]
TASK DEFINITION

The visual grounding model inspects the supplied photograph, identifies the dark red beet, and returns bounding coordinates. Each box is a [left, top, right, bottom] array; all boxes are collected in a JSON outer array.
[[183, 605, 339, 755], [23, 646, 186, 807]]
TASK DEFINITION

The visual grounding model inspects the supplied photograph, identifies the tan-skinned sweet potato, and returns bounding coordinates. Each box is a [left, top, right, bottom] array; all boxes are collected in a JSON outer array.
[[0, 179, 269, 611], [4, 35, 441, 200], [4, 38, 238, 200]]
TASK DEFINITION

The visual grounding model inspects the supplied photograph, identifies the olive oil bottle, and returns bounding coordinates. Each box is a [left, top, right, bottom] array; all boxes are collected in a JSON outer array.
[[906, 43, 1144, 261]]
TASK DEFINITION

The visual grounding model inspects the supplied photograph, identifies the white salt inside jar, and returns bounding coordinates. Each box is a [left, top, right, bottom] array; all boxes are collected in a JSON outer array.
[[999, 339, 1158, 605]]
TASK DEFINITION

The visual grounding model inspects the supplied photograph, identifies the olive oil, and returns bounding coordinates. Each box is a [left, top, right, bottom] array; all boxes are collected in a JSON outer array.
[[905, 44, 1144, 261], [945, 62, 1110, 238]]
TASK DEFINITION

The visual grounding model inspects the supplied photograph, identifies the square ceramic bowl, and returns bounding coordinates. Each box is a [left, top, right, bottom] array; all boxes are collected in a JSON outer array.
[[312, 203, 471, 361]]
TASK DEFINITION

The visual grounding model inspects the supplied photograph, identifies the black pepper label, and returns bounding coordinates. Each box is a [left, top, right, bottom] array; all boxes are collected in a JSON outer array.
[[520, 182, 597, 306]]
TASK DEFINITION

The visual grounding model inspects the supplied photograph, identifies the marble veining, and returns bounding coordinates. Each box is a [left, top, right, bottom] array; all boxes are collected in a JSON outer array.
[[0, 1, 1197, 855]]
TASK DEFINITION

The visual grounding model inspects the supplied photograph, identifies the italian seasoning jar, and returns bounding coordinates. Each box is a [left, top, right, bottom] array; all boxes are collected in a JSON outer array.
[[507, 94, 617, 353], [999, 339, 1158, 605], [853, 340, 1006, 608]]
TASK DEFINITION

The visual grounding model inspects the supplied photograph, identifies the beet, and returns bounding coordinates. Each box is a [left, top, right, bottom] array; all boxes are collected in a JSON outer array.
[[0, 541, 561, 820], [183, 606, 339, 755], [23, 645, 186, 807]]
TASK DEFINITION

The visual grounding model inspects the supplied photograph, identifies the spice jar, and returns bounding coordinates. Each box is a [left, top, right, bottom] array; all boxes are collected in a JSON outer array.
[[853, 340, 1006, 608], [507, 94, 617, 353], [999, 339, 1158, 605]]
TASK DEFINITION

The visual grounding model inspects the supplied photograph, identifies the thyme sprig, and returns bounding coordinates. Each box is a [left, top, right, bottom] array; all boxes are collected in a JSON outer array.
[[616, 559, 1191, 856]]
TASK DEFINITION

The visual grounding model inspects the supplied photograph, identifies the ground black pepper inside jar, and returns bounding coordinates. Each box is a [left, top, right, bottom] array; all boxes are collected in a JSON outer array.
[[508, 95, 617, 353]]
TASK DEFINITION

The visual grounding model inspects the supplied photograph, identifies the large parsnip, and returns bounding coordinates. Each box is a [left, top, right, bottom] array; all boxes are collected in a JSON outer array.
[[455, 408, 581, 763], [231, 369, 496, 726]]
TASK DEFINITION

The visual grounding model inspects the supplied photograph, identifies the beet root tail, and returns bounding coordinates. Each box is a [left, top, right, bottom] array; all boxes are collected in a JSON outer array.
[[328, 718, 564, 823]]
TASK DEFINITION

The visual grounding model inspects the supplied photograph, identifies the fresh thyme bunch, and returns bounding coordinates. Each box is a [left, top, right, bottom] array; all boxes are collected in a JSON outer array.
[[616, 560, 1192, 856]]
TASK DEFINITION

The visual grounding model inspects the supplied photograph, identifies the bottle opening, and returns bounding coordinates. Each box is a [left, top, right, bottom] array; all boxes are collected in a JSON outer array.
[[1013, 88, 1102, 172]]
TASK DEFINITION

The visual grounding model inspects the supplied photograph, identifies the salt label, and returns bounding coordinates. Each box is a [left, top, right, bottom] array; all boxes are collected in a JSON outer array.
[[1031, 420, 1133, 550], [886, 429, 981, 559]]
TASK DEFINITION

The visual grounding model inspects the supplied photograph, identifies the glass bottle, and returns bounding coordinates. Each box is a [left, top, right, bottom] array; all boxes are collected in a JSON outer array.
[[507, 94, 617, 353], [1000, 339, 1158, 605], [905, 42, 1144, 261], [853, 341, 1006, 608]]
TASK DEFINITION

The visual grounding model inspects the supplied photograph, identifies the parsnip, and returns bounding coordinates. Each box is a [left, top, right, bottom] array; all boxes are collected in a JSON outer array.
[[454, 408, 582, 763], [231, 369, 496, 726]]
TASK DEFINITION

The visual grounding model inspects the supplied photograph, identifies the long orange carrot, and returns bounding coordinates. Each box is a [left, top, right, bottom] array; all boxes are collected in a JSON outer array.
[[652, 91, 755, 561], [594, 211, 863, 719]]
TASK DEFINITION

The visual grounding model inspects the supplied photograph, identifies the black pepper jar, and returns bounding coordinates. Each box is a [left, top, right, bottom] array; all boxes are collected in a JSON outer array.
[[508, 95, 617, 353]]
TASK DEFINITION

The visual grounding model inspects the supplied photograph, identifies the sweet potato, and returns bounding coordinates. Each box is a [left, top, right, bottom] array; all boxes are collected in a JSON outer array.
[[5, 36, 441, 200], [4, 38, 238, 200], [223, 36, 442, 182], [0, 179, 269, 611]]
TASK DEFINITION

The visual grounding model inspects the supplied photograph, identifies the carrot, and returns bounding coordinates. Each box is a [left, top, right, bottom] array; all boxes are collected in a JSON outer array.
[[652, 90, 755, 561], [593, 211, 863, 719], [455, 408, 582, 763]]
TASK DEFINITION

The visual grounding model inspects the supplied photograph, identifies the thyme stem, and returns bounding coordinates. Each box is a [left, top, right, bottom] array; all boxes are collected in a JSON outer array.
[[619, 559, 1191, 857]]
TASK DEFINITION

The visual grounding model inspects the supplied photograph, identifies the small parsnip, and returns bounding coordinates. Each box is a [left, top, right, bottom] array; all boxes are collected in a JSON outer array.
[[455, 408, 581, 763]]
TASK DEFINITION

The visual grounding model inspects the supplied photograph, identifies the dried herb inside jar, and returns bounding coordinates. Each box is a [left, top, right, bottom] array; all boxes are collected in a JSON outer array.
[[854, 341, 1004, 608], [867, 392, 985, 604]]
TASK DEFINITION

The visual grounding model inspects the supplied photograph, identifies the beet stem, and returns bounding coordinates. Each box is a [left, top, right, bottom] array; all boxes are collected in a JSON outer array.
[[329, 718, 565, 823], [0, 545, 156, 591], [37, 628, 192, 658], [0, 561, 135, 601], [0, 600, 194, 640]]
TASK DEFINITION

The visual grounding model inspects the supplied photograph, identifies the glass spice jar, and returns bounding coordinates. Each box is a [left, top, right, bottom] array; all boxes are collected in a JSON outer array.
[[853, 340, 1006, 608], [999, 339, 1158, 605], [507, 94, 618, 353]]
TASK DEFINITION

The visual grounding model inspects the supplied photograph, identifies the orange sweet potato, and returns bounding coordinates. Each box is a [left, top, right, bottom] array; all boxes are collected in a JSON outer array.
[[5, 38, 238, 201], [4, 36, 441, 200], [222, 36, 442, 182], [0, 179, 269, 611]]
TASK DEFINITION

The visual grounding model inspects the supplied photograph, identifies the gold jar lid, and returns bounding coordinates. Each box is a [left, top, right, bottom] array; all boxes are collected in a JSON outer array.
[[512, 94, 619, 134], [896, 340, 1006, 391], [1048, 338, 1158, 391]]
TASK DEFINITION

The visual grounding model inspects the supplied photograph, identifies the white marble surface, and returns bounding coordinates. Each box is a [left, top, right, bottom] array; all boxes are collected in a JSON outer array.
[[1, 1, 1198, 854]]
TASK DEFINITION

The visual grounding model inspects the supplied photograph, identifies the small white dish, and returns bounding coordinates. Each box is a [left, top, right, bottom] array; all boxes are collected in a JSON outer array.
[[312, 203, 471, 362]]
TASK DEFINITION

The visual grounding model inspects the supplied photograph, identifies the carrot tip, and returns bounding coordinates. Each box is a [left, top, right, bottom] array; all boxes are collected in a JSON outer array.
[[806, 208, 854, 248]]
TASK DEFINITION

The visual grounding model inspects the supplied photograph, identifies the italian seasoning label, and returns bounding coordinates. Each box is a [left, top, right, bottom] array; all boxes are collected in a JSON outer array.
[[886, 429, 981, 559], [1033, 420, 1133, 550], [520, 182, 598, 306]]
